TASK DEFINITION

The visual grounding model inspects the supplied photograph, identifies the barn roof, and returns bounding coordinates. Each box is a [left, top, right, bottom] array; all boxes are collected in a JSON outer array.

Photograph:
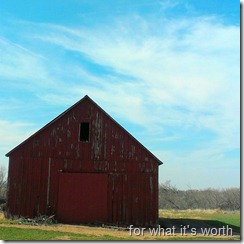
[[6, 95, 163, 165]]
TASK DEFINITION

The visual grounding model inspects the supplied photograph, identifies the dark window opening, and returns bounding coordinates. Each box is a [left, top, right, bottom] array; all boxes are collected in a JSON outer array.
[[79, 122, 90, 142]]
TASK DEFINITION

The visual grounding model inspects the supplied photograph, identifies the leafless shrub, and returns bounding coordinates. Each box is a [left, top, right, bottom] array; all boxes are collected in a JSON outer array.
[[159, 181, 240, 210], [0, 166, 7, 202]]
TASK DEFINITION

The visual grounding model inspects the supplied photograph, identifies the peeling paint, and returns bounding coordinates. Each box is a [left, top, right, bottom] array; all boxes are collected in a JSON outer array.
[[67, 130, 71, 138], [6, 95, 161, 226]]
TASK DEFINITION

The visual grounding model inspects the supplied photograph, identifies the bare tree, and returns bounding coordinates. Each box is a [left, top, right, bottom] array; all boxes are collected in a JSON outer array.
[[0, 165, 7, 201], [159, 181, 240, 210]]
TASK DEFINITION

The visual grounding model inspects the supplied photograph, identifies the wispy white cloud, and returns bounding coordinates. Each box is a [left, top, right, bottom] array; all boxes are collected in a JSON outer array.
[[30, 15, 239, 150], [0, 6, 239, 188], [0, 38, 47, 83], [0, 120, 36, 150], [0, 120, 37, 167]]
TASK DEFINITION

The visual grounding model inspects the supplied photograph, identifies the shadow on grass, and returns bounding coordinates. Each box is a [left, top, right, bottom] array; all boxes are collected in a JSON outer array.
[[158, 217, 240, 235]]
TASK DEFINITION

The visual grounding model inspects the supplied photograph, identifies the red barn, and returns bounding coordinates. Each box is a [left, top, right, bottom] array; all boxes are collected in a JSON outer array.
[[5, 95, 162, 226]]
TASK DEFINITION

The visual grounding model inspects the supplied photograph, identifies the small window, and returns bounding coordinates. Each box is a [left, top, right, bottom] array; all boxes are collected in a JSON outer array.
[[79, 122, 90, 142]]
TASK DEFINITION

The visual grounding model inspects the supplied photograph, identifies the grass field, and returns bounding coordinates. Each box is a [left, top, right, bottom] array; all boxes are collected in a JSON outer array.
[[0, 209, 240, 240]]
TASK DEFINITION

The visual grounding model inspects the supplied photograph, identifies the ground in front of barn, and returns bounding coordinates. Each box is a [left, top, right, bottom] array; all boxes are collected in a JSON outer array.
[[0, 209, 240, 240]]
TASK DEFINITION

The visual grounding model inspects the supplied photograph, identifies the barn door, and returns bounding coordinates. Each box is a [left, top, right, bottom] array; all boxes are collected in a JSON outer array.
[[57, 173, 107, 224]]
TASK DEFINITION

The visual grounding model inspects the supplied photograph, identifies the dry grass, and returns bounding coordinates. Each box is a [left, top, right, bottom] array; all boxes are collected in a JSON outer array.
[[50, 235, 71, 240], [159, 209, 238, 219]]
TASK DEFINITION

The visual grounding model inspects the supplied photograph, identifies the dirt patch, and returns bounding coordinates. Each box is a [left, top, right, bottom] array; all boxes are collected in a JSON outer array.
[[50, 235, 71, 240]]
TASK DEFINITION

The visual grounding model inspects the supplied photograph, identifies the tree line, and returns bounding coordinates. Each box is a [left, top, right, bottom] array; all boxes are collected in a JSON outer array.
[[159, 180, 240, 211]]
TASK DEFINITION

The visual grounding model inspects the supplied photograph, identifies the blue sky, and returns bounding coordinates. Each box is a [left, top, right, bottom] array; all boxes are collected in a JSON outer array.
[[0, 0, 240, 189]]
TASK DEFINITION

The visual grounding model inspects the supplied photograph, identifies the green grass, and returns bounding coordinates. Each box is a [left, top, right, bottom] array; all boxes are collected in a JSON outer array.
[[159, 209, 240, 227], [207, 212, 240, 227], [159, 209, 240, 239], [0, 226, 130, 241]]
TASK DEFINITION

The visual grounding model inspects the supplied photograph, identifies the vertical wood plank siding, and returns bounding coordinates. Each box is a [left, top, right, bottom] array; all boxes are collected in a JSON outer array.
[[6, 96, 161, 226]]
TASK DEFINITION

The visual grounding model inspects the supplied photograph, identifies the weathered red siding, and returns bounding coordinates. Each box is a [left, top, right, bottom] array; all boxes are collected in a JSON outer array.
[[6, 95, 162, 226]]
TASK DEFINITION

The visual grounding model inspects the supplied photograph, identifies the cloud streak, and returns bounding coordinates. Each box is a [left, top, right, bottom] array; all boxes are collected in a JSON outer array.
[[0, 4, 239, 188], [30, 15, 239, 144]]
